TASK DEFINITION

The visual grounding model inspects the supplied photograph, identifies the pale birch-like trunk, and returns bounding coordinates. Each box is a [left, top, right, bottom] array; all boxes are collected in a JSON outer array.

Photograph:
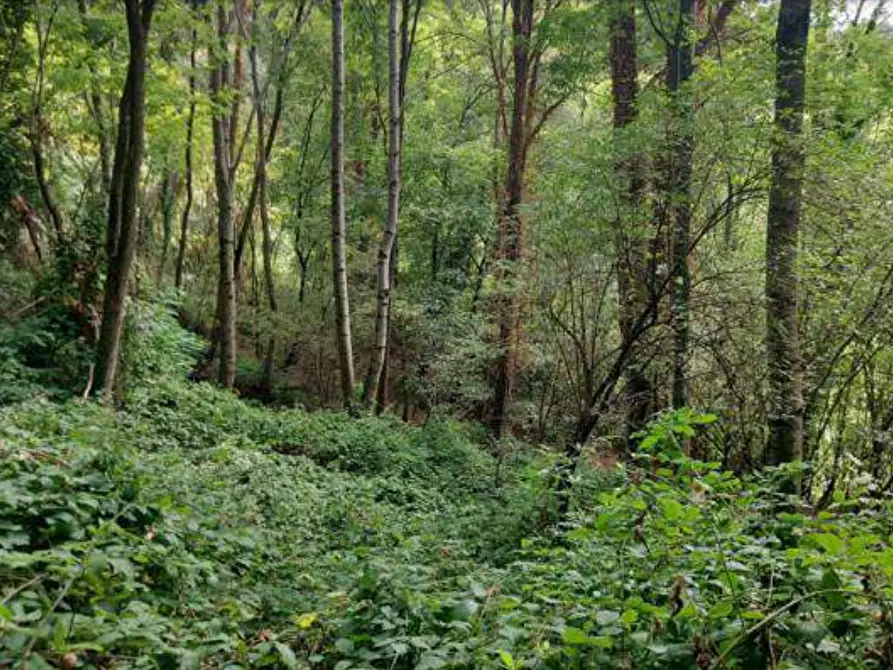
[[331, 0, 356, 407], [363, 0, 401, 410]]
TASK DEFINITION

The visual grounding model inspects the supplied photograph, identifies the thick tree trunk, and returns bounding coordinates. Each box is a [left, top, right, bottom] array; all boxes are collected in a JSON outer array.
[[94, 0, 155, 398], [489, 0, 533, 439], [364, 0, 402, 409], [175, 22, 197, 291], [765, 0, 811, 464], [610, 0, 652, 450], [211, 3, 237, 389], [667, 0, 694, 410], [331, 0, 356, 408]]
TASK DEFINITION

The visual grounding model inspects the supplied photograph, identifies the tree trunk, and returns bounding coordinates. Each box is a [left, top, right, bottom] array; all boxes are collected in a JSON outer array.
[[489, 0, 533, 439], [211, 3, 237, 389], [331, 0, 356, 408], [175, 20, 197, 291], [157, 170, 176, 284], [765, 0, 811, 464], [364, 0, 402, 409], [94, 0, 156, 398], [667, 0, 695, 410], [249, 8, 278, 392], [610, 0, 652, 450]]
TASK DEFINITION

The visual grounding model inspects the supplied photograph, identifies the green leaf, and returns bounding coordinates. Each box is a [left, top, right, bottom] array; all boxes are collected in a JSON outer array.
[[274, 642, 298, 669], [498, 650, 515, 669], [708, 601, 734, 619]]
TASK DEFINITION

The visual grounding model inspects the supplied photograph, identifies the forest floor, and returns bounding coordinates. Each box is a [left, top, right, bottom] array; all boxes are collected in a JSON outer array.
[[2, 378, 893, 669]]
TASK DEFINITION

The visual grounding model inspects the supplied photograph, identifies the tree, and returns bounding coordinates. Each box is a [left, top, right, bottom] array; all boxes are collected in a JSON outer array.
[[331, 0, 355, 408], [489, 0, 533, 439], [665, 0, 695, 410], [175, 6, 198, 291], [93, 0, 157, 398], [364, 0, 422, 412], [765, 0, 811, 464], [610, 0, 652, 449], [209, 0, 240, 389]]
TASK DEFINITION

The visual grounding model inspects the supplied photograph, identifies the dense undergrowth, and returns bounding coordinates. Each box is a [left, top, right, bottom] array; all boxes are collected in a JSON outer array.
[[3, 303, 893, 669], [4, 382, 893, 669]]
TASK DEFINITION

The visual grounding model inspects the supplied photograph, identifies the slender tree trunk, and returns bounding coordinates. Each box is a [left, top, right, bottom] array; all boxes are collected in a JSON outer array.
[[331, 0, 356, 408], [765, 0, 811, 464], [667, 0, 694, 410], [94, 0, 156, 398], [234, 83, 285, 281], [211, 3, 237, 389], [610, 0, 652, 450], [157, 170, 176, 284], [364, 0, 402, 408], [489, 0, 533, 439], [175, 21, 197, 291], [249, 9, 278, 392]]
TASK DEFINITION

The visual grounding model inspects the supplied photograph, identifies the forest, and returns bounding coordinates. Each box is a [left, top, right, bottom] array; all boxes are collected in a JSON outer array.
[[3, 0, 893, 666]]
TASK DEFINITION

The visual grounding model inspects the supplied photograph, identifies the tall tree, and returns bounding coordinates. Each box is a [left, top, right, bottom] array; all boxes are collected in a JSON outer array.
[[94, 0, 156, 397], [175, 9, 198, 291], [666, 0, 694, 410], [610, 0, 652, 448], [364, 0, 421, 412], [331, 0, 355, 408], [765, 0, 811, 464], [249, 0, 277, 391], [489, 0, 533, 439], [210, 0, 237, 389]]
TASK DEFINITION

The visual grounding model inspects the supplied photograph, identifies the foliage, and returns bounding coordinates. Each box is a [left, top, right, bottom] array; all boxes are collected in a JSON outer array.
[[2, 389, 893, 668]]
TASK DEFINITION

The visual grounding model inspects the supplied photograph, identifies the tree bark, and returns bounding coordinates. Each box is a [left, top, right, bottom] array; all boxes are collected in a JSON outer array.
[[331, 0, 356, 408], [249, 6, 278, 391], [94, 0, 156, 398], [489, 0, 533, 439], [364, 0, 404, 409], [667, 0, 695, 409], [157, 170, 176, 284], [610, 0, 652, 450], [211, 2, 237, 389], [175, 19, 198, 291], [765, 0, 811, 464]]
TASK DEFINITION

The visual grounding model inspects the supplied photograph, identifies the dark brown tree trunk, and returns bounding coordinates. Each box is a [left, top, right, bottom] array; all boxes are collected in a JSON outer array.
[[331, 0, 356, 408], [610, 0, 652, 450], [765, 0, 811, 465], [489, 0, 533, 439], [211, 3, 237, 389], [175, 20, 197, 291], [94, 0, 156, 398]]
